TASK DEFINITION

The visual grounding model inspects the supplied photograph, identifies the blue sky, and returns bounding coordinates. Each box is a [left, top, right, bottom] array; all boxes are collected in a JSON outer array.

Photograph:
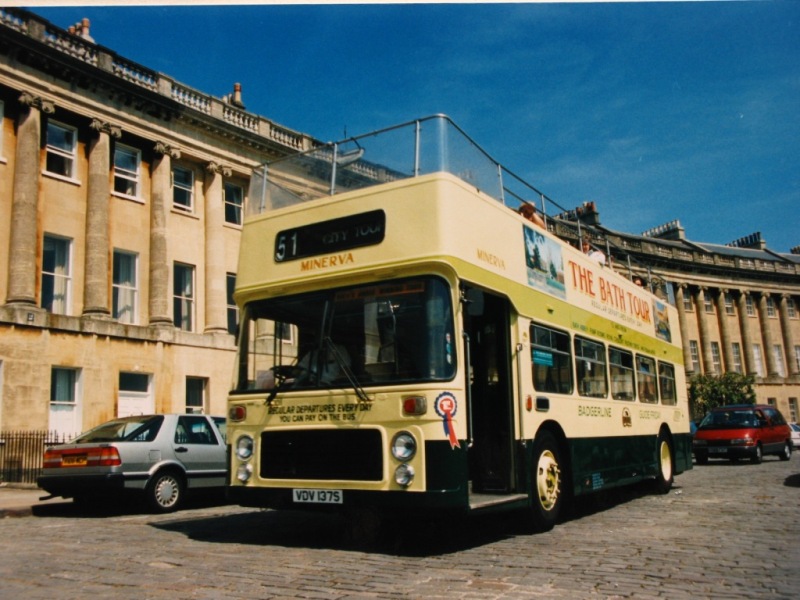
[[31, 2, 799, 252]]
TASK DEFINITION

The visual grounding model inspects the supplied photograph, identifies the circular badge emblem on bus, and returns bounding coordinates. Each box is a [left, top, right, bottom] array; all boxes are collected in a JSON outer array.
[[435, 392, 460, 449]]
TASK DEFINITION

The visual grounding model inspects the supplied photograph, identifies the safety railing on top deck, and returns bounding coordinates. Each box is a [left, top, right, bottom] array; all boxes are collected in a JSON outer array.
[[248, 114, 557, 218]]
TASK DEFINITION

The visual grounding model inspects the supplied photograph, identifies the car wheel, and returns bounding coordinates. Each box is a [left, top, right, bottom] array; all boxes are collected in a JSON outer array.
[[146, 469, 185, 513], [779, 441, 792, 461], [527, 430, 563, 533], [653, 431, 674, 494], [750, 444, 763, 464]]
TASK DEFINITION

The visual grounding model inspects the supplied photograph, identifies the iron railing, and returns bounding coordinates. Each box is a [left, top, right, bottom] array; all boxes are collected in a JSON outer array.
[[0, 431, 73, 485]]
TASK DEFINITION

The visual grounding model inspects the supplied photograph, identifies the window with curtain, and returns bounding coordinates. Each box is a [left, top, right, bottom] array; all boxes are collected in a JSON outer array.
[[173, 263, 195, 331], [226, 272, 238, 335], [45, 120, 77, 178], [113, 250, 138, 324], [42, 235, 71, 315], [50, 367, 80, 437], [113, 144, 140, 197], [172, 166, 194, 211], [185, 377, 206, 414], [224, 182, 243, 225]]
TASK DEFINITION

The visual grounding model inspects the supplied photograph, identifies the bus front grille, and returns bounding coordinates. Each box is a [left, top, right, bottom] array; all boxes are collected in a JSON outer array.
[[260, 429, 383, 481]]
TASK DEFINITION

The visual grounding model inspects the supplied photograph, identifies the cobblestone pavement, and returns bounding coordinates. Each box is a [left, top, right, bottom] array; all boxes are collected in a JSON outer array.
[[1, 457, 798, 600]]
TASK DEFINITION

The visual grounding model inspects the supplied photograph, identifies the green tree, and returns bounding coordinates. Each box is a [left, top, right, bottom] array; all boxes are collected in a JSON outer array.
[[688, 372, 756, 419]]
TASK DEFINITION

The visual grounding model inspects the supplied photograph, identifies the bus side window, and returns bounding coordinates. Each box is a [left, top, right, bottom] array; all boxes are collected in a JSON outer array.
[[636, 355, 658, 403], [574, 336, 607, 398], [530, 324, 572, 394], [609, 347, 634, 400], [658, 361, 677, 405]]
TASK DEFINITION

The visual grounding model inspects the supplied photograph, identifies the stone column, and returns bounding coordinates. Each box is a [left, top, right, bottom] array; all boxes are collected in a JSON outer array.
[[203, 162, 230, 334], [6, 93, 54, 306], [779, 294, 799, 377], [715, 288, 734, 373], [693, 287, 714, 375], [757, 292, 779, 377], [736, 291, 756, 376], [148, 142, 180, 326], [82, 119, 121, 317], [674, 283, 694, 373]]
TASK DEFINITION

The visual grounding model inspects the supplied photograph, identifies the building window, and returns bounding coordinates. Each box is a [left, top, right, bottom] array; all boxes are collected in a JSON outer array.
[[753, 344, 764, 377], [50, 367, 80, 437], [45, 120, 78, 179], [794, 345, 800, 373], [41, 235, 72, 315], [227, 272, 238, 335], [118, 372, 153, 417], [724, 292, 735, 315], [689, 340, 701, 373], [732, 342, 743, 374], [185, 377, 207, 414], [172, 166, 194, 211], [745, 295, 755, 316], [113, 144, 141, 198], [710, 342, 722, 374], [773, 345, 785, 377], [766, 296, 776, 318], [789, 398, 798, 424], [173, 263, 195, 331], [766, 397, 776, 407], [682, 288, 693, 312], [224, 182, 244, 225], [112, 250, 138, 324], [788, 298, 797, 318], [703, 291, 714, 313]]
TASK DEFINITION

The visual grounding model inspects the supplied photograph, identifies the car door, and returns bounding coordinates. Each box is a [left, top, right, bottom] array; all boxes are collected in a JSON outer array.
[[173, 415, 227, 489]]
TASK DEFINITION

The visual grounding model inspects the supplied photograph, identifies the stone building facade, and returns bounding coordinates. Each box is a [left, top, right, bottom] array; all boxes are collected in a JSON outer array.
[[0, 9, 317, 435], [553, 205, 800, 421], [0, 8, 798, 438]]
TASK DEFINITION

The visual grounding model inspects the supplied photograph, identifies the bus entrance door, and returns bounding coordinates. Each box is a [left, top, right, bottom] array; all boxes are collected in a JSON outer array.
[[463, 288, 515, 495]]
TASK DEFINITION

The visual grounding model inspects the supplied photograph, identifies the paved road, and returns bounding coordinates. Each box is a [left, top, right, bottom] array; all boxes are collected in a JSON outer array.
[[1, 457, 798, 599]]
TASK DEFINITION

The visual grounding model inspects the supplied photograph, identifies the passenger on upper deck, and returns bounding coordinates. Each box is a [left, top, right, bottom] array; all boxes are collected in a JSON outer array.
[[582, 234, 606, 266], [518, 202, 546, 228]]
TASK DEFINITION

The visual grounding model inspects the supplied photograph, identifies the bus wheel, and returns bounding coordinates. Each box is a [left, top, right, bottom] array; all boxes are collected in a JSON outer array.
[[529, 431, 562, 532], [653, 432, 674, 494]]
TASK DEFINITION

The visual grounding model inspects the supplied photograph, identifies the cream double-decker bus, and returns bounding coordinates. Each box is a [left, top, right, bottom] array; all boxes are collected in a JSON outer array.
[[227, 115, 692, 532]]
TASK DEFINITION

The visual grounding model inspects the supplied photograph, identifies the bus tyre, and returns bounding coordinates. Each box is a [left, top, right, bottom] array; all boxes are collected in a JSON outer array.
[[146, 469, 184, 513], [529, 431, 562, 532], [653, 432, 674, 494]]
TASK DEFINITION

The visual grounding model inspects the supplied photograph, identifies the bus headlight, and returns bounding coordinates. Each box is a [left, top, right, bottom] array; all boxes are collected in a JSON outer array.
[[394, 463, 415, 487], [236, 435, 254, 460], [391, 432, 417, 461], [236, 463, 253, 483]]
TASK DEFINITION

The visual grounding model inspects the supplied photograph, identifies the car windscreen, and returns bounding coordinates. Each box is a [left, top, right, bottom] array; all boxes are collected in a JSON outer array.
[[698, 410, 760, 430], [72, 415, 164, 443]]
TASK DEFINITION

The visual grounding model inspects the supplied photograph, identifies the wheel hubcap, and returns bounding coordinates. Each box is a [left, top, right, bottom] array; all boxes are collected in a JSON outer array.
[[156, 478, 178, 507], [537, 450, 560, 511]]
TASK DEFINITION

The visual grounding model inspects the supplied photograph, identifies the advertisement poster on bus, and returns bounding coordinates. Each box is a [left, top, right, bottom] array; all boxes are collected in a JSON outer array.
[[523, 225, 566, 299]]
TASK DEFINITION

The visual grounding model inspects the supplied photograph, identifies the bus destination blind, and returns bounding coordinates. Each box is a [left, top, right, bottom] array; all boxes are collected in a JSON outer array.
[[274, 210, 386, 263]]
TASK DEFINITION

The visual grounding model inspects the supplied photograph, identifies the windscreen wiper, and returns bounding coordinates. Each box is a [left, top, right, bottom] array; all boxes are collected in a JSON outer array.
[[324, 337, 370, 403]]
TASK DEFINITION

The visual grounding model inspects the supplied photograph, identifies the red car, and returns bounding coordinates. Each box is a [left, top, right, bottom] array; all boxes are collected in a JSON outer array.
[[693, 404, 792, 464]]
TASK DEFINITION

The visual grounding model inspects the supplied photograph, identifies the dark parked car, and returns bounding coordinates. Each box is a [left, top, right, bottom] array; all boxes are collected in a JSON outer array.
[[38, 414, 227, 512], [692, 404, 792, 465]]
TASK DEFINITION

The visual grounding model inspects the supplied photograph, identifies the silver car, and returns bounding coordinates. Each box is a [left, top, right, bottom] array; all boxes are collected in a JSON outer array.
[[38, 414, 227, 512]]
